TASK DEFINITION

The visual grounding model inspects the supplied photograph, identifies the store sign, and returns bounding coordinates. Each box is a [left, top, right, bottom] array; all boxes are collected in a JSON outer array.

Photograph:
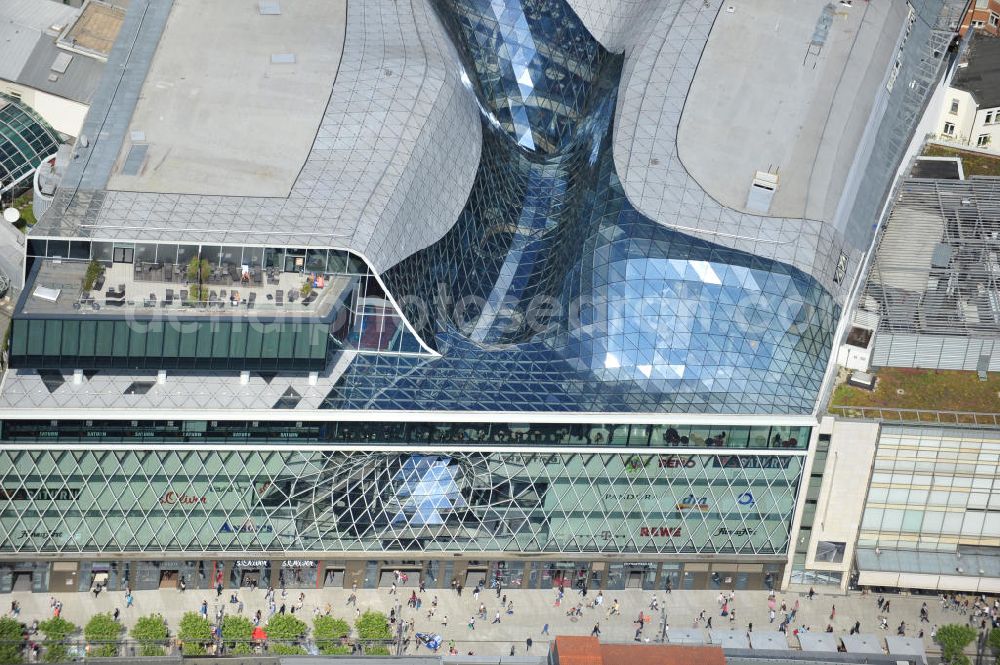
[[714, 526, 756, 537], [220, 521, 274, 534], [708, 456, 791, 469], [639, 526, 682, 537], [281, 560, 316, 568], [160, 491, 207, 506], [623, 455, 647, 474], [18, 529, 64, 540], [627, 454, 794, 473], [604, 492, 655, 501], [659, 455, 792, 470], [675, 494, 709, 511], [737, 491, 755, 506], [657, 455, 697, 469], [235, 560, 268, 568], [1, 486, 81, 501]]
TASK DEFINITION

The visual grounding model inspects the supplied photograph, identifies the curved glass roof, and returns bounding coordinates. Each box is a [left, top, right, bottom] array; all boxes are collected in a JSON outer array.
[[0, 93, 59, 194], [359, 0, 838, 415]]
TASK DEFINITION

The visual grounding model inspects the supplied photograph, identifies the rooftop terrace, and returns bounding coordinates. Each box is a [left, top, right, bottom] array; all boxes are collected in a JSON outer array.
[[20, 259, 352, 319]]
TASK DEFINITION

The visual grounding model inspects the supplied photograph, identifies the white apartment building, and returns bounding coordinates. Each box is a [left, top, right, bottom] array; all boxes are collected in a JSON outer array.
[[937, 34, 1000, 152]]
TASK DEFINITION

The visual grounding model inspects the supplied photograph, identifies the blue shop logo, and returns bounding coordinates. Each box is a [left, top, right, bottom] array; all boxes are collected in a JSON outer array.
[[737, 491, 755, 506]]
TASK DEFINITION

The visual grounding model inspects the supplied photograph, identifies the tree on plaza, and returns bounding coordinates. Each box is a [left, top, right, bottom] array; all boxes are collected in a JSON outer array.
[[38, 616, 77, 664], [988, 627, 1000, 665], [936, 624, 977, 665], [355, 610, 392, 655], [221, 615, 255, 655], [84, 613, 121, 657], [130, 614, 169, 657], [0, 616, 25, 664], [265, 613, 307, 655], [313, 616, 352, 655], [177, 612, 212, 656]]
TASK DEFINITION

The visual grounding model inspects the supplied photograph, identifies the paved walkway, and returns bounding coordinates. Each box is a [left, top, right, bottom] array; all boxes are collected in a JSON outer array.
[[5, 585, 973, 656]]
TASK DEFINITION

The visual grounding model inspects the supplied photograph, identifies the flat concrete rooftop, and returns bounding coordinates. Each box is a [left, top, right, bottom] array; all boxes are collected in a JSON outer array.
[[678, 0, 905, 223], [107, 0, 346, 197]]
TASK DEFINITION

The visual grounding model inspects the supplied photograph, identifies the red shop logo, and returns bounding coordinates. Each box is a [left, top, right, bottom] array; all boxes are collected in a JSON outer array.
[[160, 491, 208, 506]]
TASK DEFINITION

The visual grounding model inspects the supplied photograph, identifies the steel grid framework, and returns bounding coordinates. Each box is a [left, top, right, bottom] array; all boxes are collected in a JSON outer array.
[[0, 449, 803, 557], [860, 178, 1000, 338]]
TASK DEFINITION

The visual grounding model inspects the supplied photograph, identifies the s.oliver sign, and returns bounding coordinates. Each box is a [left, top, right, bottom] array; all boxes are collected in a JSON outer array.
[[281, 560, 316, 568]]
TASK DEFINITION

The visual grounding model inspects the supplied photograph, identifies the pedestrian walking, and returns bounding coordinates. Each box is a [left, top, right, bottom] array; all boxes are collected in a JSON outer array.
[[542, 623, 549, 635], [468, 616, 476, 630], [808, 587, 815, 600], [510, 646, 515, 656], [769, 609, 776, 623], [493, 611, 501, 624], [748, 622, 753, 633], [126, 592, 134, 608], [730, 608, 736, 624], [216, 582, 223, 597], [179, 579, 186, 593], [442, 615, 448, 627], [830, 605, 836, 620], [113, 608, 120, 622], [707, 617, 712, 630], [526, 637, 533, 652], [591, 623, 600, 637]]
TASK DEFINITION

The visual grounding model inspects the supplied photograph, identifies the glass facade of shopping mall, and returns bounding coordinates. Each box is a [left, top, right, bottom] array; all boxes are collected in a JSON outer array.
[[0, 424, 806, 591]]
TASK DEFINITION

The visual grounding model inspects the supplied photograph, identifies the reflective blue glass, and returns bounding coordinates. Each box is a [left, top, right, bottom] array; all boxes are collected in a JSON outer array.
[[329, 0, 839, 415]]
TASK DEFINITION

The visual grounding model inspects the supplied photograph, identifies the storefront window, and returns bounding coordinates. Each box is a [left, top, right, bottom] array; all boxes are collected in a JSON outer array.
[[0, 562, 49, 593], [604, 563, 624, 589], [278, 560, 318, 588], [491, 561, 525, 587], [230, 560, 271, 588]]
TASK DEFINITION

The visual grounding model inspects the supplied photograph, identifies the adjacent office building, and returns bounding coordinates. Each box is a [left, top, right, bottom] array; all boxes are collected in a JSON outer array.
[[0, 0, 964, 593]]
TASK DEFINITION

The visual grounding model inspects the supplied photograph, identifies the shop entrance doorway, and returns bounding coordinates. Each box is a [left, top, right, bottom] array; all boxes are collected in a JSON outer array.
[[464, 567, 488, 589], [12, 571, 32, 592], [379, 568, 421, 587], [626, 570, 644, 588], [159, 569, 179, 589], [324, 568, 344, 587], [240, 569, 262, 587]]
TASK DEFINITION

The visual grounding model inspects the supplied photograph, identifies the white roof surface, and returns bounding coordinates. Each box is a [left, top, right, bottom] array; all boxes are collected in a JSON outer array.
[[108, 0, 347, 197], [0, 0, 80, 82]]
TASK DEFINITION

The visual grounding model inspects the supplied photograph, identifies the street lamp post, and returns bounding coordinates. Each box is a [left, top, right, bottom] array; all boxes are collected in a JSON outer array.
[[395, 602, 404, 656]]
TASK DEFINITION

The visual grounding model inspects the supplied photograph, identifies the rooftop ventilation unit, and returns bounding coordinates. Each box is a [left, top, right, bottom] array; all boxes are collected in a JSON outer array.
[[51, 52, 73, 74], [745, 170, 778, 213]]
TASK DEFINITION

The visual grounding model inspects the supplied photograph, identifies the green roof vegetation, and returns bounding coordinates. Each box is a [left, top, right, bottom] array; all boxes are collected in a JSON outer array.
[[923, 143, 1000, 177], [831, 366, 1000, 415]]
